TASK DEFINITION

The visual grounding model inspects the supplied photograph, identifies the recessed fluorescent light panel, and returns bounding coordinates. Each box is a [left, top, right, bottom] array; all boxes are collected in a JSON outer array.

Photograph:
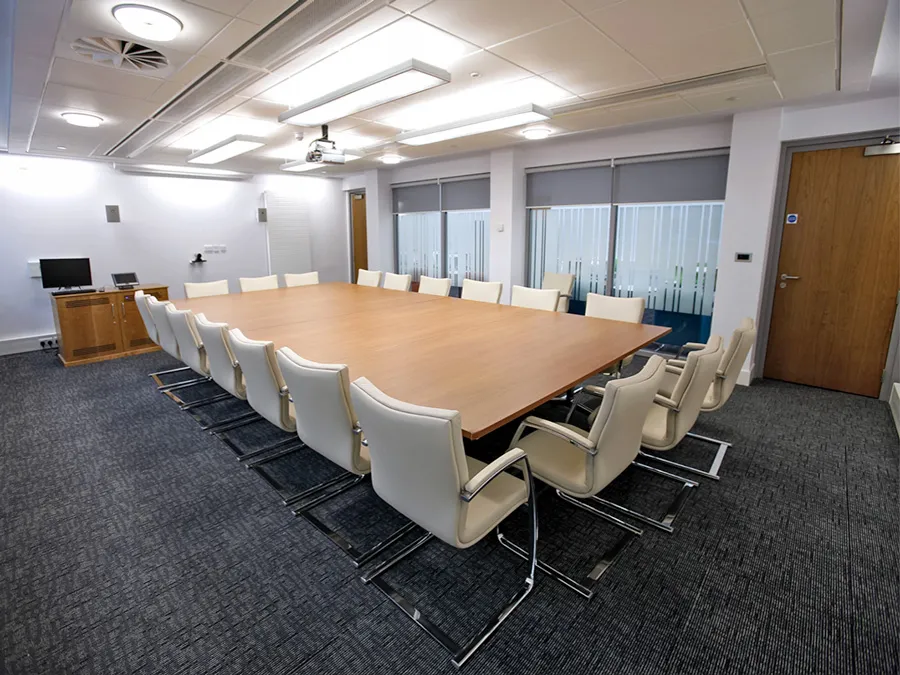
[[114, 163, 250, 179], [396, 104, 552, 146], [112, 4, 183, 42], [279, 60, 451, 127], [187, 135, 266, 164], [62, 112, 103, 127], [280, 155, 361, 172]]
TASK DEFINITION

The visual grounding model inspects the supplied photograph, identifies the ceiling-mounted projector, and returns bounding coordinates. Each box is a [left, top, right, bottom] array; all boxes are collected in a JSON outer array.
[[305, 125, 345, 165]]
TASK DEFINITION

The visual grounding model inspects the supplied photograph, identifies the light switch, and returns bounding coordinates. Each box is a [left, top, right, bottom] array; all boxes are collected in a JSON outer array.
[[219, 245, 227, 253], [496, 223, 504, 232]]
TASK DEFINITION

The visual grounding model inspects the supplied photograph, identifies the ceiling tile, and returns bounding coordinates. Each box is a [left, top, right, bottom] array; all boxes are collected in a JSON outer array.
[[553, 95, 696, 131], [199, 18, 261, 59], [238, 0, 299, 25], [769, 41, 837, 98], [615, 21, 764, 82], [679, 78, 782, 112], [749, 3, 836, 55], [43, 83, 161, 119], [230, 96, 287, 118], [741, 0, 834, 19], [490, 18, 657, 96], [12, 55, 48, 99], [188, 0, 254, 17], [166, 54, 220, 86], [562, 0, 627, 12], [390, 0, 434, 13], [48, 57, 165, 100], [147, 80, 186, 104], [413, 0, 577, 49]]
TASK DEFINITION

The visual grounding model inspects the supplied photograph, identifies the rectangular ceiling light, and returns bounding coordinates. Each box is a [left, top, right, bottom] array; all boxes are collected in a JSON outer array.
[[278, 59, 451, 127], [280, 155, 361, 172], [187, 135, 266, 164], [396, 104, 552, 146], [113, 163, 251, 180]]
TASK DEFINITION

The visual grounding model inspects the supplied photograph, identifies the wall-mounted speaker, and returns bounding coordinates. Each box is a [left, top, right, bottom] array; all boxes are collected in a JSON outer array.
[[257, 207, 268, 223], [105, 205, 121, 223]]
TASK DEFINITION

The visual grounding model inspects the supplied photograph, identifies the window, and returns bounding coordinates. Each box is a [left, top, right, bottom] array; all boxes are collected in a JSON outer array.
[[394, 177, 490, 288], [526, 153, 728, 349]]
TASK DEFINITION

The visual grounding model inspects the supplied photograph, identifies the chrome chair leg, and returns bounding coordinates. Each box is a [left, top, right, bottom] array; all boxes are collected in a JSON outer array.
[[564, 401, 595, 424], [201, 411, 260, 432], [180, 392, 232, 410], [149, 365, 191, 378], [158, 376, 210, 392], [232, 436, 301, 463], [243, 440, 304, 467], [361, 471, 538, 669], [638, 431, 731, 481], [590, 461, 698, 533], [498, 488, 640, 599]]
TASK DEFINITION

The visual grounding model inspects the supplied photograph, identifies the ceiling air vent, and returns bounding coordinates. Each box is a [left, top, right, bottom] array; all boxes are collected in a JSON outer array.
[[71, 37, 167, 71]]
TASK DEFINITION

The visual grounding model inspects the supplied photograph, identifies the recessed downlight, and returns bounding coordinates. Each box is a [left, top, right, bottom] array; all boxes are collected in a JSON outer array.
[[57, 146, 67, 150], [380, 153, 404, 164], [61, 112, 103, 127], [112, 4, 183, 42], [522, 126, 552, 140]]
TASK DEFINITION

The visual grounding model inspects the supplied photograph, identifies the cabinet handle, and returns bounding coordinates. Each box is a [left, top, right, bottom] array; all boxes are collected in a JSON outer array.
[[111, 304, 116, 323], [122, 302, 126, 321]]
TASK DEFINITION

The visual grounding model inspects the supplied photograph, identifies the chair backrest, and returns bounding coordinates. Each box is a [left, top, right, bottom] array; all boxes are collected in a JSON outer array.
[[585, 293, 646, 323], [350, 377, 470, 548], [134, 290, 158, 345], [542, 272, 575, 312], [194, 314, 245, 399], [357, 269, 382, 287], [239, 275, 279, 292], [417, 276, 451, 296], [166, 306, 207, 376], [510, 285, 560, 312], [276, 348, 367, 475], [667, 335, 723, 441], [710, 317, 757, 410], [227, 329, 294, 432], [284, 271, 319, 287], [461, 279, 502, 304], [383, 272, 412, 292], [586, 356, 666, 493], [184, 280, 229, 298], [146, 296, 180, 359]]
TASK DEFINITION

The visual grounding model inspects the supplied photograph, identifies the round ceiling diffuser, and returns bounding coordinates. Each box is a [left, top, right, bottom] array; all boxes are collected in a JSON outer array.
[[71, 37, 168, 72]]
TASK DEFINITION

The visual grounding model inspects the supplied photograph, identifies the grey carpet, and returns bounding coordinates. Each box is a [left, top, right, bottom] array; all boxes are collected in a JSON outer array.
[[1, 349, 898, 675]]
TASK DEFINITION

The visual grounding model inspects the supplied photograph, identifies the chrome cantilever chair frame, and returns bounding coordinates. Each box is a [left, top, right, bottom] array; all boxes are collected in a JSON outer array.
[[360, 454, 538, 669], [216, 384, 304, 466]]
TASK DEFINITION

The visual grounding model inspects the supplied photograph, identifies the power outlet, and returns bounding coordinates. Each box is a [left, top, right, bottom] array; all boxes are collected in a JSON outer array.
[[219, 244, 227, 253]]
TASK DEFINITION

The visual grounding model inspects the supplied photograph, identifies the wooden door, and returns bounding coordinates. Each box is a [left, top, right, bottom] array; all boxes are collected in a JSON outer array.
[[57, 295, 123, 361], [350, 192, 368, 281], [764, 146, 900, 397], [117, 291, 153, 350]]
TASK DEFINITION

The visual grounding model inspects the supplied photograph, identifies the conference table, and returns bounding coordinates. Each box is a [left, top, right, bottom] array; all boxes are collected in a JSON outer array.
[[174, 283, 670, 440]]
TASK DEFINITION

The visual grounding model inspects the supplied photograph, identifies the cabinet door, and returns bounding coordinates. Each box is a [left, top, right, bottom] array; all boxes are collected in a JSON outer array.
[[58, 295, 123, 361], [117, 292, 154, 350]]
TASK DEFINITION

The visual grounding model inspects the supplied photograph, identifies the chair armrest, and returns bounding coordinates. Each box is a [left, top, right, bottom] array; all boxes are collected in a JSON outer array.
[[509, 416, 596, 456], [583, 384, 606, 398], [653, 394, 679, 410], [461, 448, 527, 502], [664, 364, 685, 376], [666, 358, 687, 368], [676, 342, 706, 359]]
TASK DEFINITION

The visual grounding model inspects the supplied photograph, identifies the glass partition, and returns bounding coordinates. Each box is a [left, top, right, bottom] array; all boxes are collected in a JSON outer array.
[[446, 210, 489, 286], [396, 212, 441, 281]]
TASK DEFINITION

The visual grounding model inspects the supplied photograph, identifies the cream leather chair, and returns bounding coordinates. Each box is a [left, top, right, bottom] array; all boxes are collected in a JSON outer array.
[[276, 348, 417, 564], [586, 293, 647, 376], [417, 275, 451, 296], [383, 272, 412, 292], [239, 275, 279, 292], [351, 377, 537, 668], [511, 286, 560, 312], [284, 272, 319, 287], [164, 306, 234, 409], [585, 335, 724, 483], [184, 280, 229, 298], [461, 279, 502, 304], [147, 296, 207, 392], [136, 290, 191, 381], [357, 269, 382, 287], [501, 357, 694, 596], [542, 272, 575, 313]]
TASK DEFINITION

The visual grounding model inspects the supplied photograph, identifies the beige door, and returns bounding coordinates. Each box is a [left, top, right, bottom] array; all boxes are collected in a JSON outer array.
[[764, 146, 900, 397]]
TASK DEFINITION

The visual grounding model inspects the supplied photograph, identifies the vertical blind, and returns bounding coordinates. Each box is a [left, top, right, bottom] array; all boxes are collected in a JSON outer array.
[[265, 190, 312, 277]]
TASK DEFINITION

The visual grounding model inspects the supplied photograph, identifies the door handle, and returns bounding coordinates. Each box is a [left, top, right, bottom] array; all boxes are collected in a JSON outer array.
[[111, 304, 116, 323], [780, 274, 800, 280]]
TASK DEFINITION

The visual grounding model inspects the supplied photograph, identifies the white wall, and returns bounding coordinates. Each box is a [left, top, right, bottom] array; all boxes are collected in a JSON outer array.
[[0, 155, 346, 353]]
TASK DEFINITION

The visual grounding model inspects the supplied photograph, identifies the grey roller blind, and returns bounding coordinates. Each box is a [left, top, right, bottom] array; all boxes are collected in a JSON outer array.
[[526, 166, 613, 207], [613, 155, 729, 203], [441, 177, 490, 211], [393, 183, 440, 213]]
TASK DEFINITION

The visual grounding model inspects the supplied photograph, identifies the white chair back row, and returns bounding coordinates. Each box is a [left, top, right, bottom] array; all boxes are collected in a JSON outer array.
[[183, 272, 321, 298]]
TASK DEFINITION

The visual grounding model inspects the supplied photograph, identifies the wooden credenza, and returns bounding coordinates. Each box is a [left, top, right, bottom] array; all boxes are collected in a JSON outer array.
[[50, 285, 168, 366]]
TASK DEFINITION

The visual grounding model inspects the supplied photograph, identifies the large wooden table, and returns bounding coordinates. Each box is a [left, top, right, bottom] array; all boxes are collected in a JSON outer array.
[[174, 283, 669, 439]]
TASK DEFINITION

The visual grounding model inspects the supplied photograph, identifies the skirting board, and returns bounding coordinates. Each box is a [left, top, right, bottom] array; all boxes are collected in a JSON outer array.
[[890, 384, 900, 441], [0, 334, 57, 356]]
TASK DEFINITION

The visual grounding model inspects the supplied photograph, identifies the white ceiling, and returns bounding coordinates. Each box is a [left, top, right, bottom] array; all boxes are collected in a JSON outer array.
[[2, 0, 896, 175]]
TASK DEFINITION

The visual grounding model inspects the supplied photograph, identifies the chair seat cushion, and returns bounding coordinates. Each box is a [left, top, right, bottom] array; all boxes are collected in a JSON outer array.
[[515, 423, 591, 496], [641, 402, 672, 449], [460, 456, 528, 547]]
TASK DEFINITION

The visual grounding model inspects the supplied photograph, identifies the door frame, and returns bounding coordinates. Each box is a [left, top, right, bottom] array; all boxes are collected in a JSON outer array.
[[348, 189, 366, 282], [755, 127, 900, 396]]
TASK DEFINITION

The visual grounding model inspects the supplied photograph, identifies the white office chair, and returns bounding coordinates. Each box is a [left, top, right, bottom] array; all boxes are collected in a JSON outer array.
[[136, 290, 191, 382], [351, 377, 537, 668], [226, 328, 304, 463], [382, 272, 412, 292], [542, 272, 575, 313], [184, 280, 229, 298], [585, 293, 647, 376], [146, 296, 207, 392], [165, 306, 233, 410], [461, 279, 502, 304], [276, 348, 417, 564], [501, 356, 693, 596], [417, 276, 451, 297], [357, 269, 382, 287], [511, 285, 560, 312], [284, 272, 319, 287], [239, 275, 279, 292]]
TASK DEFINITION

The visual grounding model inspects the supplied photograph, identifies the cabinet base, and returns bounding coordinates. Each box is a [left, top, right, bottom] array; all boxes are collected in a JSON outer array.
[[58, 345, 162, 367]]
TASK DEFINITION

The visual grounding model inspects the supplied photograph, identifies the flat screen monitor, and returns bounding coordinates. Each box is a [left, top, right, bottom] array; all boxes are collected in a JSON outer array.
[[39, 258, 92, 289]]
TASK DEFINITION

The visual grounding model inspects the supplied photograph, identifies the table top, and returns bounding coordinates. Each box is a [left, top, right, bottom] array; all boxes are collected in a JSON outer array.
[[174, 282, 670, 439]]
